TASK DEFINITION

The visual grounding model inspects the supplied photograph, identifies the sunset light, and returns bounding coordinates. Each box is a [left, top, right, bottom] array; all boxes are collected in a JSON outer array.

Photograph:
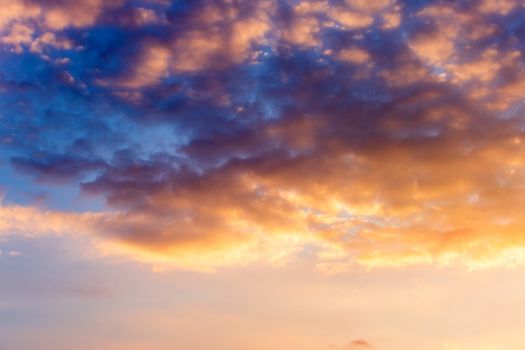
[[1, 1, 525, 349]]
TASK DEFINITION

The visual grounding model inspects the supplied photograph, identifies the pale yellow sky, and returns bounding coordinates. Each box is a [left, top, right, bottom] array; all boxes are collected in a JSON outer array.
[[1, 234, 524, 350]]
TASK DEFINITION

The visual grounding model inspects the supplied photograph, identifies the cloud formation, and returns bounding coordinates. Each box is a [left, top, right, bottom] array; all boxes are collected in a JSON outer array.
[[329, 339, 375, 350], [2, 0, 525, 271]]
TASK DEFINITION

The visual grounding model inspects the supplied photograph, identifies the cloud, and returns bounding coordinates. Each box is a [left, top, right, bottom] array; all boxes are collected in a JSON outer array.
[[329, 339, 375, 350], [0, 201, 314, 271], [346, 340, 374, 349], [168, 0, 272, 73], [2, 0, 525, 272], [11, 153, 107, 182], [0, 0, 40, 31], [0, 23, 34, 52], [334, 48, 371, 64], [118, 41, 171, 89], [42, 0, 124, 30], [30, 32, 73, 54]]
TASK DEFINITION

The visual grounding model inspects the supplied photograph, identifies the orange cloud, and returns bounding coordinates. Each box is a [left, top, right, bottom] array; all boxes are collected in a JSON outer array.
[[120, 42, 171, 89], [283, 0, 397, 47], [169, 1, 272, 72], [0, 0, 40, 31], [43, 0, 123, 30], [14, 78, 525, 273], [329, 340, 375, 350], [0, 0, 123, 59], [4, 0, 525, 275], [0, 22, 33, 52], [12, 90, 524, 272], [6, 78, 525, 273], [30, 32, 73, 54], [335, 48, 371, 64], [0, 200, 313, 272]]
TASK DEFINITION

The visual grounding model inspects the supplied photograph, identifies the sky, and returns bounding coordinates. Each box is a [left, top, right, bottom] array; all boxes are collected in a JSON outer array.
[[1, 0, 525, 349]]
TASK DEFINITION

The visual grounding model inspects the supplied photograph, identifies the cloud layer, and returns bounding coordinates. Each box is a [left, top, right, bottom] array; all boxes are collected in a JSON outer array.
[[2, 0, 525, 271]]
